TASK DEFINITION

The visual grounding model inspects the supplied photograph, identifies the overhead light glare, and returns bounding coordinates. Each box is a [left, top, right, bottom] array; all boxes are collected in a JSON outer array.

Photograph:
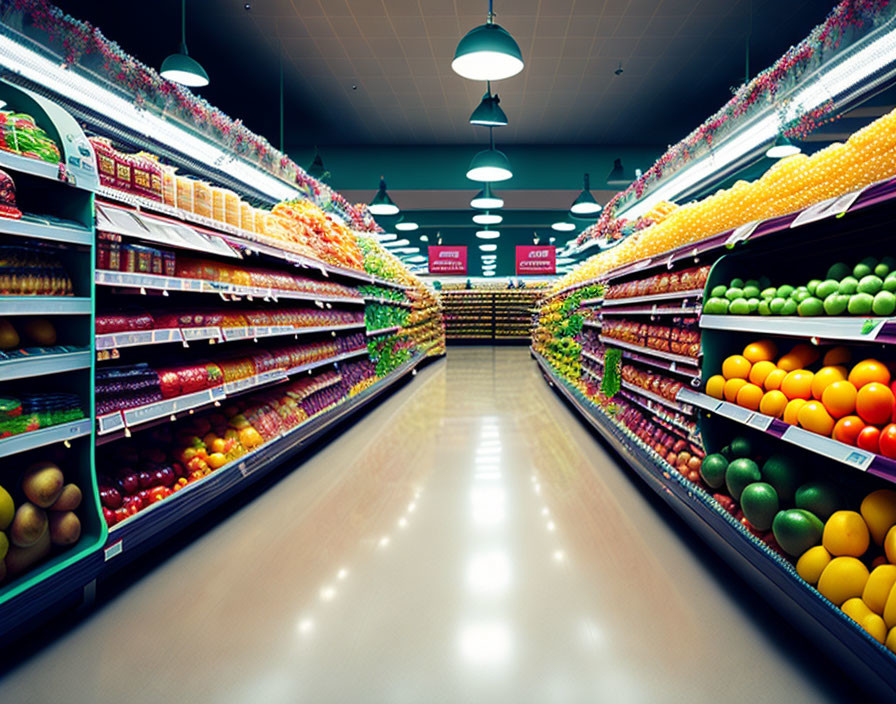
[[473, 212, 502, 225], [479, 244, 498, 251]]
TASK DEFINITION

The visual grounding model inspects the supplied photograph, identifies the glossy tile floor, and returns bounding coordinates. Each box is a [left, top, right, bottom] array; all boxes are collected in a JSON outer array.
[[0, 347, 855, 703]]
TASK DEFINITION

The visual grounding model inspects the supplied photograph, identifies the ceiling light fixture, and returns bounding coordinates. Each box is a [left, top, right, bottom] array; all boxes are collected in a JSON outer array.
[[570, 173, 602, 215], [384, 238, 410, 247], [467, 127, 512, 182], [479, 244, 498, 251], [452, 0, 524, 81], [368, 177, 399, 216], [481, 255, 497, 262], [470, 183, 504, 209], [551, 221, 576, 232], [469, 81, 508, 126], [766, 134, 802, 159], [473, 212, 502, 225], [160, 0, 209, 87], [376, 233, 398, 242], [408, 255, 427, 263], [606, 158, 631, 187], [476, 230, 500, 239], [396, 220, 419, 231], [482, 271, 496, 277], [420, 235, 429, 242]]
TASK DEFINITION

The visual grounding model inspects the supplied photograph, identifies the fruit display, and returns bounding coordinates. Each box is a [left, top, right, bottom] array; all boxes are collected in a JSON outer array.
[[605, 265, 710, 299], [439, 287, 542, 343], [366, 301, 410, 332], [704, 257, 896, 317], [554, 106, 896, 292], [0, 457, 84, 584], [705, 341, 896, 456], [0, 109, 61, 164], [0, 316, 84, 359], [0, 169, 23, 220], [270, 200, 363, 270], [0, 392, 85, 438], [601, 318, 700, 359], [0, 245, 74, 296]]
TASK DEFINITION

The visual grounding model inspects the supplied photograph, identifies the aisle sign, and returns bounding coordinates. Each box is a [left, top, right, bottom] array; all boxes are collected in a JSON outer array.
[[516, 245, 555, 275], [428, 246, 467, 274]]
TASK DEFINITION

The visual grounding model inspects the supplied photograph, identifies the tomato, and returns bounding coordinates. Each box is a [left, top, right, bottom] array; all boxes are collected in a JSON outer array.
[[857, 425, 882, 454], [879, 423, 896, 459], [832, 415, 865, 446], [856, 382, 895, 426]]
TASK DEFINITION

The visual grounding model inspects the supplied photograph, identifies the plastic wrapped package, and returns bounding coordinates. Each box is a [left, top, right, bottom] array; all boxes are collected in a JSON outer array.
[[0, 169, 22, 220], [193, 180, 212, 218], [224, 190, 240, 227], [212, 187, 226, 223], [175, 175, 193, 212]]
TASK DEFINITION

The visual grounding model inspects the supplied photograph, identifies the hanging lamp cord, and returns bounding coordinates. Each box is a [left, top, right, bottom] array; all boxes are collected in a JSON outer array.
[[181, 0, 187, 48]]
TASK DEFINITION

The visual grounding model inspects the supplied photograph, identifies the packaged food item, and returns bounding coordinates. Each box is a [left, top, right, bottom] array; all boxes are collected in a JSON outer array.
[[160, 164, 178, 207], [241, 202, 253, 231], [134, 152, 163, 201], [212, 187, 226, 223], [0, 110, 61, 164], [224, 190, 240, 227], [193, 180, 212, 218], [0, 168, 23, 220], [176, 176, 193, 213], [0, 246, 73, 296]]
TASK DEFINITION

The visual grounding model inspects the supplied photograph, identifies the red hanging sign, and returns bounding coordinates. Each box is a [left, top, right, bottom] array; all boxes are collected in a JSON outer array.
[[428, 245, 468, 274], [515, 245, 555, 275]]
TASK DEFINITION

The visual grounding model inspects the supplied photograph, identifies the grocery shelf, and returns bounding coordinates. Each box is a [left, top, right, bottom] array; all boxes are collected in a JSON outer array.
[[0, 418, 92, 459], [621, 380, 692, 415], [0, 214, 93, 246], [580, 298, 603, 306], [367, 326, 401, 337], [95, 322, 365, 352], [581, 351, 604, 366], [285, 347, 368, 375], [598, 336, 701, 368], [617, 388, 699, 442], [0, 349, 91, 381], [582, 320, 602, 329], [534, 351, 896, 696], [94, 187, 407, 291], [101, 353, 432, 561], [602, 289, 704, 307], [700, 314, 896, 344], [677, 388, 896, 484], [0, 150, 61, 182], [364, 296, 412, 308], [0, 297, 91, 316], [601, 304, 700, 316], [94, 269, 364, 305]]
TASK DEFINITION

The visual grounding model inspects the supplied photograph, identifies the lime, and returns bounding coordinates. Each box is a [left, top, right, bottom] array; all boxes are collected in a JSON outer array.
[[741, 482, 780, 531], [807, 279, 822, 296], [777, 285, 795, 298], [873, 291, 896, 316], [726, 458, 762, 501], [858, 275, 883, 295], [758, 300, 772, 316], [760, 287, 777, 299], [726, 287, 744, 301], [781, 299, 798, 316], [815, 279, 840, 299], [848, 293, 874, 315], [762, 454, 803, 502], [823, 293, 848, 315], [730, 278, 745, 289], [795, 481, 841, 522], [770, 297, 787, 315], [839, 276, 859, 295], [729, 437, 753, 457], [826, 262, 850, 280], [700, 453, 728, 489], [798, 297, 823, 316], [773, 509, 824, 556], [710, 284, 727, 298]]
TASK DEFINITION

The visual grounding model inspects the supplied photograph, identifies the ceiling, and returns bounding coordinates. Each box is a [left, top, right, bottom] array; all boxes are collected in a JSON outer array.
[[56, 0, 838, 148]]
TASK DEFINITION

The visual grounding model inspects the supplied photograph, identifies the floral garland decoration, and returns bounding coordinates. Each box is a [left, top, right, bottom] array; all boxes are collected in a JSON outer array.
[[0, 0, 379, 228]]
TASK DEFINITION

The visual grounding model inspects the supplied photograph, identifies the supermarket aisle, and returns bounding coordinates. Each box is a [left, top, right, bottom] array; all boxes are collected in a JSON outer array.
[[1, 348, 850, 703]]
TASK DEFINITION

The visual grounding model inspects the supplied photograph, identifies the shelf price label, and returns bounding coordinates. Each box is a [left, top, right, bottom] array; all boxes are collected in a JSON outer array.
[[97, 412, 125, 435], [725, 220, 760, 248], [782, 426, 874, 471], [790, 187, 868, 228]]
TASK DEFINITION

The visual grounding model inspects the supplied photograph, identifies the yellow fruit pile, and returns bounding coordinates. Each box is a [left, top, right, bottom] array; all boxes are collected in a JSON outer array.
[[554, 107, 896, 293], [796, 490, 896, 652]]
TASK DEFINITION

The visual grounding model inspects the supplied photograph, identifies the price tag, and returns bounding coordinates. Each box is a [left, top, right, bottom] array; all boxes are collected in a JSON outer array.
[[104, 541, 123, 561], [97, 412, 125, 434], [222, 327, 251, 341], [791, 187, 867, 228], [782, 426, 874, 471], [725, 220, 760, 248], [746, 413, 773, 432]]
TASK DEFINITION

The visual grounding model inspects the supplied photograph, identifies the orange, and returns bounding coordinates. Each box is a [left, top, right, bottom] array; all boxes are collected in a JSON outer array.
[[783, 398, 808, 425], [824, 346, 852, 366], [743, 339, 778, 363], [778, 343, 820, 371], [764, 368, 787, 391], [749, 360, 777, 387], [856, 382, 895, 426], [849, 359, 892, 390], [833, 415, 866, 446], [823, 510, 871, 557], [781, 369, 814, 400], [705, 374, 726, 399], [759, 390, 788, 418], [722, 354, 751, 380], [811, 366, 848, 400], [724, 378, 748, 403], [822, 380, 858, 419], [736, 383, 764, 410], [798, 400, 836, 436]]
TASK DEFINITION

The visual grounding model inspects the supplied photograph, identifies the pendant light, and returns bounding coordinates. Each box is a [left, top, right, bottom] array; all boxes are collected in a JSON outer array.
[[551, 220, 576, 232], [384, 238, 410, 247], [606, 158, 630, 187], [307, 148, 326, 179], [377, 233, 398, 242], [467, 127, 512, 182], [452, 0, 524, 81], [395, 220, 419, 231], [569, 173, 602, 215], [160, 0, 209, 87], [368, 177, 399, 216], [476, 230, 500, 239], [471, 183, 504, 209], [479, 243, 498, 252], [469, 82, 508, 126], [420, 235, 429, 242], [766, 134, 801, 159], [473, 212, 502, 225]]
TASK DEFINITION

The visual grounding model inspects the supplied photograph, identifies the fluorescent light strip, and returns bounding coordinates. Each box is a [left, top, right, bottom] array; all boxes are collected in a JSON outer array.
[[0, 34, 301, 201]]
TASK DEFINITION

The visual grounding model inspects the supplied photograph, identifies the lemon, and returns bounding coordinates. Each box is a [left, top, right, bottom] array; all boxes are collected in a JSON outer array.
[[861, 612, 888, 644], [0, 485, 13, 531], [796, 545, 832, 585], [817, 557, 869, 606], [885, 525, 896, 564], [822, 510, 870, 557], [863, 565, 896, 614], [0, 531, 7, 561], [842, 597, 873, 624], [862, 489, 896, 545], [887, 626, 896, 654]]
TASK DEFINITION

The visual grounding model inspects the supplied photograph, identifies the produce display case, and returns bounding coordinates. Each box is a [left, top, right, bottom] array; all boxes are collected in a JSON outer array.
[[440, 287, 543, 343]]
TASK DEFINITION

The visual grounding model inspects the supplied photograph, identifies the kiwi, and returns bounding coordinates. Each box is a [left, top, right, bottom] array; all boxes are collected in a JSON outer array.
[[9, 503, 48, 548], [4, 528, 51, 577], [50, 484, 82, 512], [22, 461, 64, 509], [48, 512, 81, 546]]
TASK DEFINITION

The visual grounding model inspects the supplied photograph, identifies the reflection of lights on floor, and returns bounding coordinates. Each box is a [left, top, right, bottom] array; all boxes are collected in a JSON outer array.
[[398, 517, 408, 528], [297, 618, 314, 635], [466, 550, 511, 596], [379, 536, 391, 548], [337, 568, 348, 580], [471, 486, 506, 525], [408, 502, 417, 512], [546, 521, 556, 532], [474, 471, 502, 480], [320, 586, 335, 601], [459, 621, 512, 665], [553, 550, 565, 562], [580, 619, 606, 649], [541, 507, 549, 516]]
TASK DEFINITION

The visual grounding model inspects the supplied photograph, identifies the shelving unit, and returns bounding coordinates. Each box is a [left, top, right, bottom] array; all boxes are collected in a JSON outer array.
[[440, 288, 543, 343]]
